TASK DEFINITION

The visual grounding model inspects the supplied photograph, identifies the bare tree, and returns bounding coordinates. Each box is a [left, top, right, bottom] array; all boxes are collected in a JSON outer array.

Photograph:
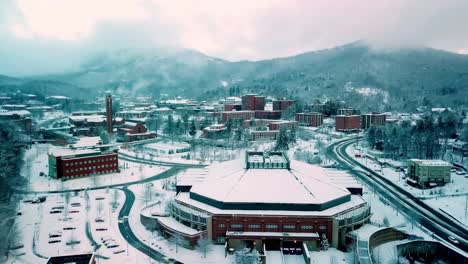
[[197, 235, 212, 258], [62, 192, 71, 221], [110, 189, 120, 209]]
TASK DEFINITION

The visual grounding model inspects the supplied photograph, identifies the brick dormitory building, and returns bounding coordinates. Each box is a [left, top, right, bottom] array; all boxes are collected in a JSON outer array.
[[146, 151, 371, 251], [48, 148, 119, 179]]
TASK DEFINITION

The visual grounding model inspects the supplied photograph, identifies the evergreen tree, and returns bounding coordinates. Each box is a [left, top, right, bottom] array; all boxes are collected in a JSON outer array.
[[189, 119, 197, 137], [164, 115, 175, 139], [182, 113, 190, 135], [275, 126, 289, 151], [289, 125, 297, 144]]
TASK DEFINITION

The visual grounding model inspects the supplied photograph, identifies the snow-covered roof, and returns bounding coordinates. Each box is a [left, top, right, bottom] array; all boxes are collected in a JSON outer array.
[[0, 110, 31, 117], [189, 158, 351, 206], [72, 137, 101, 148], [49, 148, 101, 158], [409, 159, 451, 166], [69, 115, 105, 123], [176, 192, 366, 217]]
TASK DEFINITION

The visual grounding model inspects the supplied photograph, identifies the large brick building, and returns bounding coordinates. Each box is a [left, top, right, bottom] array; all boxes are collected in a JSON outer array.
[[335, 115, 360, 132], [295, 112, 323, 127], [242, 94, 265, 111], [154, 152, 371, 251], [221, 111, 255, 122], [272, 99, 295, 111], [254, 110, 282, 120], [361, 113, 386, 129], [48, 148, 119, 179]]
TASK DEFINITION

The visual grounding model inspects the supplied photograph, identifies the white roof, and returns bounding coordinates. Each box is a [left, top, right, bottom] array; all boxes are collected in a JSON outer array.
[[410, 159, 451, 166], [49, 148, 100, 158], [69, 115, 105, 123], [176, 192, 366, 217], [189, 159, 350, 205], [72, 137, 101, 148]]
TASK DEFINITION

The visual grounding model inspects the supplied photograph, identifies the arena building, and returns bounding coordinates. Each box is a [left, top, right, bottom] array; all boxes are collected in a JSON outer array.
[[156, 151, 371, 251]]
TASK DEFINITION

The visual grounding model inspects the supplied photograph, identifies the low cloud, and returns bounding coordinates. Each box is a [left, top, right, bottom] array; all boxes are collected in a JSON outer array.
[[1, 0, 467, 76]]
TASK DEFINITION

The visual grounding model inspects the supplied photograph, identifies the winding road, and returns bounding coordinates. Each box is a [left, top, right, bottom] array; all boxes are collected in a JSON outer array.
[[327, 137, 468, 255]]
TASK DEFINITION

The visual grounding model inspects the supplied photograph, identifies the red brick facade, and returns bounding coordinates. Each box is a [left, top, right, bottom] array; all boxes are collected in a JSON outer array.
[[211, 215, 332, 242], [54, 151, 119, 179], [242, 95, 265, 111], [335, 115, 360, 131], [221, 111, 255, 122], [254, 110, 282, 120], [295, 113, 323, 127], [273, 100, 295, 111], [361, 113, 386, 129]]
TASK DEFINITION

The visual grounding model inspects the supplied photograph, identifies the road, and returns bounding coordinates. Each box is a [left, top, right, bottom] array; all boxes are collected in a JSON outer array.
[[327, 137, 468, 254], [118, 187, 179, 263]]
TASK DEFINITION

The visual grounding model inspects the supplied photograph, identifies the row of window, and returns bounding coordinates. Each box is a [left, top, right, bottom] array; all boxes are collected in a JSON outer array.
[[65, 169, 117, 175], [65, 164, 116, 172], [219, 223, 327, 230], [64, 157, 117, 166]]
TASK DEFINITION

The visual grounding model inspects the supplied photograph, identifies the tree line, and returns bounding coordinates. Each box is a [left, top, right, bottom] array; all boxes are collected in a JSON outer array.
[[366, 112, 460, 160]]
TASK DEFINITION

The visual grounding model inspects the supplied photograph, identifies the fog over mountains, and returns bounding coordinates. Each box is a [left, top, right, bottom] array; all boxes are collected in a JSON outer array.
[[1, 41, 468, 111]]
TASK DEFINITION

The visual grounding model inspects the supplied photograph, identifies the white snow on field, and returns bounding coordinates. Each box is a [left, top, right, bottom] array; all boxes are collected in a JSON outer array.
[[21, 144, 169, 192], [309, 248, 353, 264], [348, 144, 468, 226]]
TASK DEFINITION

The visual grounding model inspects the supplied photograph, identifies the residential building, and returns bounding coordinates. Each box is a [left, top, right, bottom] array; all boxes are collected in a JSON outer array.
[[335, 115, 360, 132], [295, 112, 323, 127], [361, 112, 387, 129], [221, 111, 255, 122], [337, 108, 355, 116], [272, 99, 295, 111], [242, 94, 265, 111]]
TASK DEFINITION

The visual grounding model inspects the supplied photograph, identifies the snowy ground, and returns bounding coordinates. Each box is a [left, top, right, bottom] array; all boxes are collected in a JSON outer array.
[[348, 144, 468, 227], [7, 188, 158, 264], [21, 144, 169, 192]]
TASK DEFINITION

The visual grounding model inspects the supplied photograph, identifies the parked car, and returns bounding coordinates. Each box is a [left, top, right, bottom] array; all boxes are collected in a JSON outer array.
[[32, 196, 46, 204], [69, 210, 80, 213], [49, 210, 62, 214], [95, 217, 105, 223], [113, 249, 125, 254], [448, 236, 459, 244], [96, 227, 108, 231], [49, 231, 62, 238], [51, 206, 64, 210], [71, 202, 81, 207], [63, 226, 76, 230], [48, 239, 61, 244], [95, 196, 105, 200], [106, 244, 119, 249], [456, 171, 467, 175]]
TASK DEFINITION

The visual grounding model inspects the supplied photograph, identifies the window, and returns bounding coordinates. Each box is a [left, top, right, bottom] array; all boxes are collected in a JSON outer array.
[[266, 224, 278, 229], [248, 224, 261, 229], [231, 224, 243, 229], [319, 225, 327, 230], [218, 224, 226, 228], [283, 225, 296, 230], [301, 225, 313, 230], [217, 237, 225, 243]]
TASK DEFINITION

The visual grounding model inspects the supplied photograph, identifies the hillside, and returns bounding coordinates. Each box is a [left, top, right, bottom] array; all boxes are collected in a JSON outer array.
[[1, 42, 468, 111]]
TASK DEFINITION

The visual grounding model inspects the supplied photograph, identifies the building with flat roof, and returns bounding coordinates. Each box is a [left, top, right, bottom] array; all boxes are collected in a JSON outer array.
[[221, 111, 255, 123], [295, 112, 323, 127], [361, 112, 386, 129], [48, 148, 119, 179], [152, 151, 370, 250], [242, 94, 265, 111], [407, 159, 451, 187], [272, 99, 295, 111], [335, 115, 360, 132]]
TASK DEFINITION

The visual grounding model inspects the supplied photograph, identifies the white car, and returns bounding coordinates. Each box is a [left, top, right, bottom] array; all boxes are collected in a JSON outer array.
[[456, 171, 467, 175], [448, 236, 459, 244]]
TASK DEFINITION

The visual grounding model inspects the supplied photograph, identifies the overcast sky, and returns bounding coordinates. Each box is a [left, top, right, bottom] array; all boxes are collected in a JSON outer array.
[[1, 0, 468, 76]]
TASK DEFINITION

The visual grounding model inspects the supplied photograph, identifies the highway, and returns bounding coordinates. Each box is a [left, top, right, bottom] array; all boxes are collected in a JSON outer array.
[[327, 137, 468, 254]]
